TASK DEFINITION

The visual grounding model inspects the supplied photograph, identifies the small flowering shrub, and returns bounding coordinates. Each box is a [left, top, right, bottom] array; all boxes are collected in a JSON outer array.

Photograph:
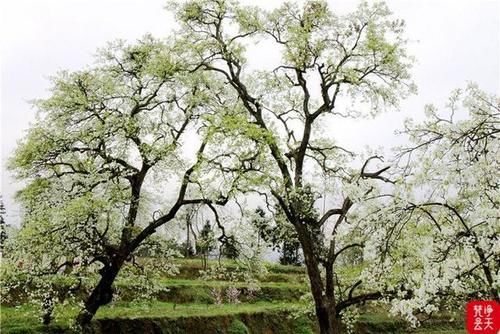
[[210, 287, 224, 305], [113, 263, 171, 303], [340, 307, 360, 334], [0, 261, 80, 325], [1, 241, 180, 325], [200, 261, 262, 304], [245, 280, 261, 300], [225, 286, 241, 304]]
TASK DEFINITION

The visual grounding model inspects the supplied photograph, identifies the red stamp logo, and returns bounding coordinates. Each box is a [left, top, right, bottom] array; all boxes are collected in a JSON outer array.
[[466, 301, 500, 334]]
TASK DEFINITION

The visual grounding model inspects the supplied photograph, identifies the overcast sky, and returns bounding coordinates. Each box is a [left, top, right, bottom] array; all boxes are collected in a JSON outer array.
[[1, 0, 499, 225]]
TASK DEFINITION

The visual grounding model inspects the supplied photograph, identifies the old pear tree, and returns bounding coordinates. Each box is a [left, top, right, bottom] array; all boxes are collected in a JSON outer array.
[[169, 0, 415, 333], [386, 85, 499, 323], [8, 36, 245, 330]]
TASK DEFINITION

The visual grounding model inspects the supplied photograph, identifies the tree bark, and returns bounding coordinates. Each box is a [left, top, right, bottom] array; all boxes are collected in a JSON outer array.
[[297, 225, 341, 334], [186, 220, 191, 258], [475, 246, 500, 302], [306, 265, 342, 334], [76, 258, 124, 333]]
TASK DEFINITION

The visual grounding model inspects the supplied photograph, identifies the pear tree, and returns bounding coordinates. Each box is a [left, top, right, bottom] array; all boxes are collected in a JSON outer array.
[[8, 36, 237, 330], [169, 1, 415, 332], [387, 85, 499, 323]]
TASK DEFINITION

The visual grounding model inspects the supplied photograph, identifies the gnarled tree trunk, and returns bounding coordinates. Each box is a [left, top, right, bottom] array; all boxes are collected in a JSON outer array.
[[304, 263, 342, 334], [76, 257, 124, 333], [297, 224, 342, 334]]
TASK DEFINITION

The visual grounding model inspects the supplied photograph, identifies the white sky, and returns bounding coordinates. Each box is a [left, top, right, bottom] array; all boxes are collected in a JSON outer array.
[[1, 0, 499, 225]]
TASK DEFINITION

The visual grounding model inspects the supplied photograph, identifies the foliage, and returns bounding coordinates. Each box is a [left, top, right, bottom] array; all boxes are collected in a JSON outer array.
[[291, 315, 315, 334], [114, 244, 180, 303], [0, 259, 85, 326], [197, 220, 216, 269], [7, 33, 235, 328], [5, 0, 496, 332], [134, 235, 182, 259], [252, 207, 301, 265], [228, 319, 249, 334], [221, 235, 241, 260], [168, 0, 416, 332], [197, 221, 216, 254], [386, 84, 500, 323], [200, 263, 262, 305]]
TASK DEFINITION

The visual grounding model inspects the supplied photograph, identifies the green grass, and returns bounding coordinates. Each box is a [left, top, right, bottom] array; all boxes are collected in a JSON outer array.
[[357, 312, 465, 334], [1, 301, 304, 333], [228, 319, 250, 334], [172, 258, 305, 274], [158, 277, 305, 289], [116, 278, 308, 304], [1, 302, 466, 334], [0, 260, 466, 334], [169, 258, 307, 281], [264, 262, 305, 275], [99, 301, 301, 319]]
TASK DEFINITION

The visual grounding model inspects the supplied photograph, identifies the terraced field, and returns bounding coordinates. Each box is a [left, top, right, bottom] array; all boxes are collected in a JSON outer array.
[[0, 259, 466, 333]]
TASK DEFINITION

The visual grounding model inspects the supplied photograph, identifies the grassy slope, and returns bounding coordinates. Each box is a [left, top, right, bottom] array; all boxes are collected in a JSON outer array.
[[1, 303, 466, 334], [358, 313, 466, 334], [1, 301, 302, 333], [157, 278, 304, 289], [1, 259, 466, 334]]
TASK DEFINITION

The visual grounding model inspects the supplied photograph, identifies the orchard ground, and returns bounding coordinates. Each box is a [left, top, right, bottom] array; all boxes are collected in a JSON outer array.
[[1, 259, 466, 334]]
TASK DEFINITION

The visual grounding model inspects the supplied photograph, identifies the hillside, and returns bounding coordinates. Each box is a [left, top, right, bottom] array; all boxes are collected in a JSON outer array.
[[1, 259, 466, 333]]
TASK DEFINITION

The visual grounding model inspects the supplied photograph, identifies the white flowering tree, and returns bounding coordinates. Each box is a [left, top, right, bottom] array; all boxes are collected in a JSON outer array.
[[169, 0, 415, 333], [386, 85, 499, 323], [8, 36, 240, 331]]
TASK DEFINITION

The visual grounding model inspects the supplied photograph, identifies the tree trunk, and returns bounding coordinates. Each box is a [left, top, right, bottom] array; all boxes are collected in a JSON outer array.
[[475, 247, 500, 302], [76, 259, 124, 333], [186, 220, 191, 258], [307, 272, 342, 334], [297, 226, 341, 334]]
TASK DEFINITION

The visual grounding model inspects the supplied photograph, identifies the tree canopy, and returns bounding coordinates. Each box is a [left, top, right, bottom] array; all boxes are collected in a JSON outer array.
[[8, 35, 236, 330], [169, 1, 415, 332], [388, 85, 499, 322], [4, 1, 498, 334]]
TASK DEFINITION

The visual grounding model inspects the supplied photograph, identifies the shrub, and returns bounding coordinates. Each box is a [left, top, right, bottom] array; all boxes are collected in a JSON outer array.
[[228, 319, 249, 334]]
